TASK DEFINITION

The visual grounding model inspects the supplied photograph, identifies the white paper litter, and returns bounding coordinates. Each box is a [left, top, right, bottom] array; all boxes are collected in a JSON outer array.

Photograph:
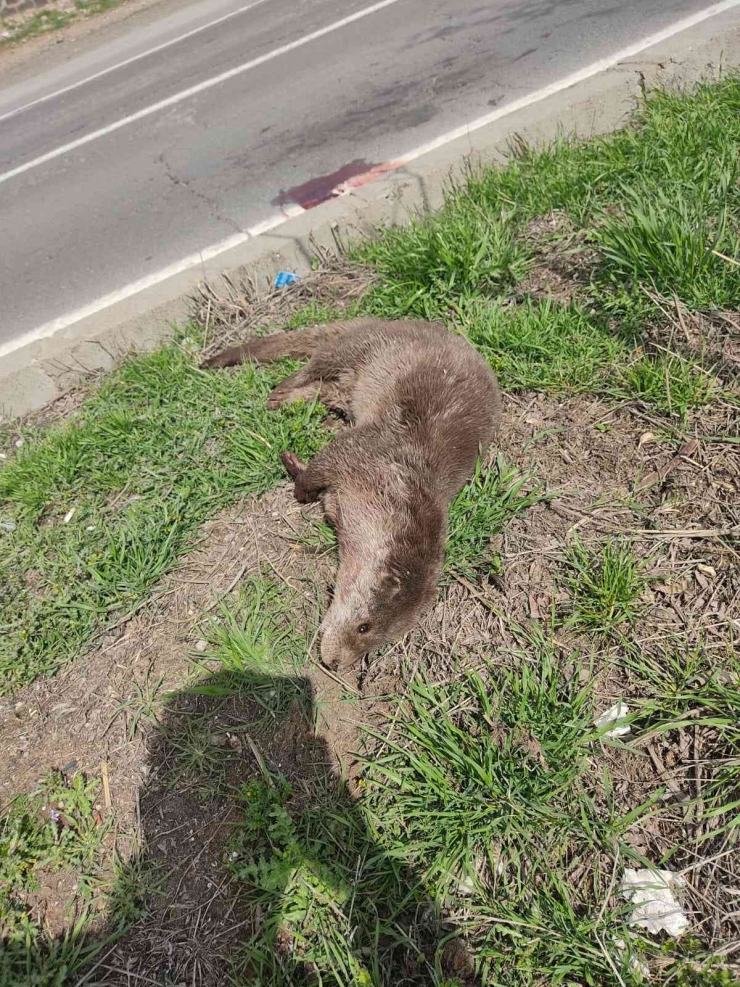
[[456, 874, 476, 896], [620, 868, 688, 937], [594, 700, 631, 738]]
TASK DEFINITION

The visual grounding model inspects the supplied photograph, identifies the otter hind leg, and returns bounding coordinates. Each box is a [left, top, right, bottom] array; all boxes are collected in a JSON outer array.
[[266, 367, 322, 409]]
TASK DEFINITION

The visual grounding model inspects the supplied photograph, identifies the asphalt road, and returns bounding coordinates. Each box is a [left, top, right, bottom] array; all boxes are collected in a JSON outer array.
[[0, 0, 727, 350]]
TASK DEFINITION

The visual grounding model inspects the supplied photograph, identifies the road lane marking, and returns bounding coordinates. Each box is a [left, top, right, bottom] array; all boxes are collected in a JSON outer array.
[[0, 0, 273, 125], [0, 0, 404, 187]]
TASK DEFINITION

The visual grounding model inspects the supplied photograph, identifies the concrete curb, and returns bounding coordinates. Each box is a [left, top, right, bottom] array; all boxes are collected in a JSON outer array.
[[2, 6, 740, 419]]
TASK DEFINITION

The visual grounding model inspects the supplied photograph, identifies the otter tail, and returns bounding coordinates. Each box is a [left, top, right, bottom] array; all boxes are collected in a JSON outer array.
[[202, 321, 357, 369]]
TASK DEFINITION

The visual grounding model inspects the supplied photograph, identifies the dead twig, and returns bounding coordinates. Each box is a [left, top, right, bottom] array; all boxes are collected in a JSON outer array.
[[100, 760, 112, 809]]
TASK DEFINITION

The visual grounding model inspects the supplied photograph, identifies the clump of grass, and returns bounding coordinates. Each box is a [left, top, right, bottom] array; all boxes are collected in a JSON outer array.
[[446, 455, 545, 579], [622, 644, 740, 841], [192, 576, 311, 723], [165, 720, 230, 796], [364, 650, 597, 890], [564, 540, 646, 634], [592, 181, 740, 310], [0, 345, 328, 692], [297, 517, 337, 554], [613, 351, 718, 418], [357, 202, 530, 319], [1, 773, 105, 899], [229, 777, 379, 986], [463, 297, 632, 393], [460, 295, 718, 416], [358, 647, 644, 986], [462, 81, 740, 230], [111, 663, 166, 740]]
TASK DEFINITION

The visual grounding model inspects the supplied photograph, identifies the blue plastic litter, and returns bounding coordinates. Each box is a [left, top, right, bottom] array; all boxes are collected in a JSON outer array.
[[275, 271, 300, 288]]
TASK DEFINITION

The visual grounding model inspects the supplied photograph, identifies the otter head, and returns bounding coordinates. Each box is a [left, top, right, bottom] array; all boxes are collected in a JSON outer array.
[[319, 499, 446, 671]]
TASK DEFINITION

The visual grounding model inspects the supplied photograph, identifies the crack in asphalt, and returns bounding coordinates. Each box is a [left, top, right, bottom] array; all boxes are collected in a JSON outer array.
[[158, 153, 244, 236]]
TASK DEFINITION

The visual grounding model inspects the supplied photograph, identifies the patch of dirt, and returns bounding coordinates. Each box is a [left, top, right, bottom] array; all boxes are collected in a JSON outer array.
[[19, 867, 81, 939], [642, 293, 740, 385], [0, 486, 351, 816], [516, 211, 599, 304], [495, 392, 738, 631]]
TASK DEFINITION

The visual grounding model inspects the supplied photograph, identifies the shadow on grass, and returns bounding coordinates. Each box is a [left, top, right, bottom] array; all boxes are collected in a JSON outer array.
[[79, 669, 477, 987]]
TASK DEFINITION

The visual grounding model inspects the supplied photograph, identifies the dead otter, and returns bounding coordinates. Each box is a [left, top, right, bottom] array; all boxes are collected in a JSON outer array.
[[203, 318, 501, 671]]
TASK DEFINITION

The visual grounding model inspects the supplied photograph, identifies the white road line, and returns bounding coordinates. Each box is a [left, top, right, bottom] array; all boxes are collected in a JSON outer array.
[[0, 0, 273, 126], [2, 0, 739, 361], [0, 0, 403, 187], [0, 206, 305, 361]]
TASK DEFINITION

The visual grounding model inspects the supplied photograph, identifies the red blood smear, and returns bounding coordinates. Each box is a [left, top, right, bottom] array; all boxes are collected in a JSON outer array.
[[272, 159, 379, 210]]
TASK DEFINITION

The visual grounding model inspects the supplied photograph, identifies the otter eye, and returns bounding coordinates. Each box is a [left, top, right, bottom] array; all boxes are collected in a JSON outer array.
[[357, 623, 370, 635]]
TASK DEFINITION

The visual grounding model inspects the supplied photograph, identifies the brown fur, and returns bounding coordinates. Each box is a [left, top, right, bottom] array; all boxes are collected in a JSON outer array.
[[203, 319, 502, 670]]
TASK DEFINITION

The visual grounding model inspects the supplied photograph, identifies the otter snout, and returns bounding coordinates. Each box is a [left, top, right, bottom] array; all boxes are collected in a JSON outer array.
[[318, 620, 367, 671]]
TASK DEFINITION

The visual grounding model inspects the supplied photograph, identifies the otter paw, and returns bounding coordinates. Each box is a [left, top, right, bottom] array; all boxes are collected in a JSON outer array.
[[201, 347, 238, 369], [293, 475, 320, 504], [266, 390, 289, 410], [280, 451, 306, 478]]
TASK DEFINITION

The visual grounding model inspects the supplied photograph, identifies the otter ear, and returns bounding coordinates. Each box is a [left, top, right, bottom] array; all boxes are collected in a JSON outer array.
[[381, 572, 403, 596]]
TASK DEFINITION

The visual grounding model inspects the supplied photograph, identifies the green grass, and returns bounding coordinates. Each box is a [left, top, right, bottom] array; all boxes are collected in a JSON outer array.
[[354, 78, 740, 415], [623, 644, 740, 842], [111, 663, 166, 740], [613, 351, 718, 417], [563, 540, 646, 635], [593, 182, 740, 310], [0, 344, 328, 693], [446, 455, 546, 579], [0, 772, 115, 984], [463, 298, 632, 394], [359, 200, 530, 319], [192, 575, 314, 724], [460, 82, 740, 228]]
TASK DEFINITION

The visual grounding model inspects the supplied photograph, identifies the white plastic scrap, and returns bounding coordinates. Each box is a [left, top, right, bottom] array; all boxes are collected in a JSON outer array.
[[594, 700, 631, 738], [620, 868, 688, 937]]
